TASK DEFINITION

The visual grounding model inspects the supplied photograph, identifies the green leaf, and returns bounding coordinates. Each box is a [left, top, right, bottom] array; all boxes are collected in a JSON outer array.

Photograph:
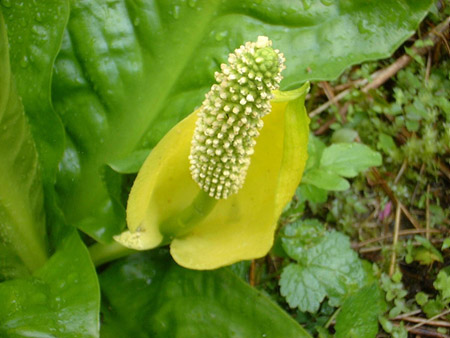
[[442, 238, 450, 250], [1, 0, 69, 187], [2, 0, 72, 251], [50, 0, 431, 242], [280, 230, 367, 313], [423, 298, 446, 319], [415, 292, 429, 306], [0, 13, 47, 276], [377, 133, 397, 154], [281, 219, 326, 262], [0, 231, 100, 338], [107, 149, 151, 174], [335, 283, 387, 338], [305, 134, 327, 171], [434, 268, 450, 301], [296, 183, 328, 204], [302, 168, 350, 191], [411, 236, 444, 265], [320, 143, 382, 178], [331, 128, 358, 144], [99, 250, 311, 338]]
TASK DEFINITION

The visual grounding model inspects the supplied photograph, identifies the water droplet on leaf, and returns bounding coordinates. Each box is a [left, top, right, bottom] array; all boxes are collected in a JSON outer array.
[[20, 55, 29, 68]]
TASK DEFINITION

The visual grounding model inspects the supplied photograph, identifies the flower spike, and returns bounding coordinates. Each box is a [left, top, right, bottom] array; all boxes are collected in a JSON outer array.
[[189, 36, 286, 199]]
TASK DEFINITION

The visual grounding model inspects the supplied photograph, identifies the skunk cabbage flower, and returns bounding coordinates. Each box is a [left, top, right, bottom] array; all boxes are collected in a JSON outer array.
[[115, 37, 309, 270]]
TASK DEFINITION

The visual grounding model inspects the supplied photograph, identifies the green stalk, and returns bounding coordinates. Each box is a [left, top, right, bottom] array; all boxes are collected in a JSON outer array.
[[89, 190, 217, 267], [160, 190, 218, 241], [89, 241, 135, 267]]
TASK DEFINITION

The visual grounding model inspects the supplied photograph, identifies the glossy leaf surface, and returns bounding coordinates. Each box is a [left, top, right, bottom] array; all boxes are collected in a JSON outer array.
[[1, 0, 69, 189], [99, 250, 311, 338], [0, 13, 47, 277], [0, 231, 100, 338]]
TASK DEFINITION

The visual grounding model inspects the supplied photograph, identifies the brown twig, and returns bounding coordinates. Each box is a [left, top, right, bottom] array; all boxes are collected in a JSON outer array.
[[425, 51, 432, 83], [320, 81, 338, 107], [358, 237, 446, 254], [389, 204, 402, 276], [393, 309, 422, 319], [354, 228, 442, 249], [371, 168, 422, 229], [438, 160, 450, 181], [249, 260, 256, 286], [314, 102, 350, 135], [426, 184, 431, 240], [309, 86, 356, 117], [309, 16, 450, 118], [409, 309, 450, 331], [394, 160, 408, 185], [398, 316, 450, 328], [406, 326, 450, 338], [315, 116, 337, 135]]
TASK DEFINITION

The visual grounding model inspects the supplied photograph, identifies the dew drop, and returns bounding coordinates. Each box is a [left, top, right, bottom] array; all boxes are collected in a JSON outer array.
[[172, 5, 180, 19], [188, 0, 197, 8], [214, 31, 227, 42], [20, 55, 29, 68]]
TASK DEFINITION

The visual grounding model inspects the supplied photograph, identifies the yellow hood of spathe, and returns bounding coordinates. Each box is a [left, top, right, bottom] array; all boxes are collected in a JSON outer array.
[[115, 82, 310, 270]]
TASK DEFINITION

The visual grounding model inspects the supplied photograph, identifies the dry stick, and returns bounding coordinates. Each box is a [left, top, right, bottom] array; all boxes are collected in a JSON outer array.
[[320, 81, 338, 106], [406, 326, 450, 338], [371, 168, 422, 230], [389, 203, 402, 276], [425, 51, 432, 83], [409, 309, 450, 331], [359, 237, 446, 254], [314, 102, 350, 135], [438, 160, 450, 181], [426, 184, 431, 240], [249, 260, 256, 286], [393, 309, 423, 319], [394, 160, 408, 185], [309, 16, 450, 118], [354, 228, 442, 248], [399, 316, 450, 328]]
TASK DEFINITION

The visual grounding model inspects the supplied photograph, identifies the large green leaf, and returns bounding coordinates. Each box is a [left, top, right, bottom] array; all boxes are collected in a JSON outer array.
[[1, 0, 69, 186], [1, 0, 71, 248], [99, 250, 311, 337], [0, 231, 100, 338], [0, 13, 47, 277], [51, 0, 432, 241]]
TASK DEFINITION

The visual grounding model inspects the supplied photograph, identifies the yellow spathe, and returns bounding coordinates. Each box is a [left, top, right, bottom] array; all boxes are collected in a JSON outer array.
[[115, 83, 310, 270]]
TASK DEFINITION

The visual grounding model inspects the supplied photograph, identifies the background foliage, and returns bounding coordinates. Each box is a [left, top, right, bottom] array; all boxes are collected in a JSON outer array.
[[1, 0, 448, 337]]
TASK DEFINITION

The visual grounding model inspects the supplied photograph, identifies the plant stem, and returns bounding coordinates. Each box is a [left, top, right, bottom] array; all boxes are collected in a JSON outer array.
[[159, 190, 218, 240], [89, 190, 218, 267], [89, 241, 135, 267]]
